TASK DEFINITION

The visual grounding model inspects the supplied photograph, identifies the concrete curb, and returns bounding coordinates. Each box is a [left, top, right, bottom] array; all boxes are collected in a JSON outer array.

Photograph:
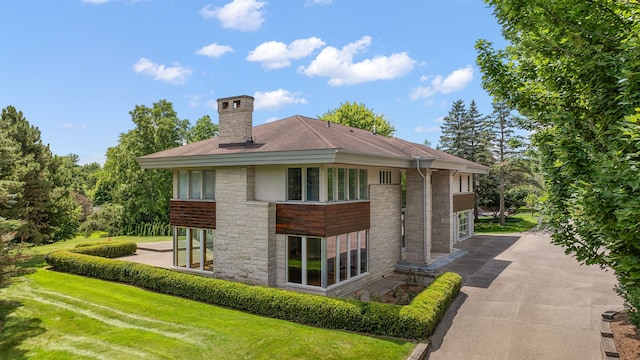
[[601, 310, 619, 359], [407, 342, 429, 360]]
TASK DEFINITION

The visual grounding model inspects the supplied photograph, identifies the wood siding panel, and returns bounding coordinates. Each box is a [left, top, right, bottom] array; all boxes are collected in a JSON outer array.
[[170, 200, 216, 229], [325, 202, 370, 237], [453, 193, 475, 213], [276, 202, 370, 237]]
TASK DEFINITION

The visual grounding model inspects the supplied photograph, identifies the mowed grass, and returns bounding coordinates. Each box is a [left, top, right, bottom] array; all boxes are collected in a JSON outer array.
[[1, 270, 415, 359], [22, 233, 172, 268], [474, 211, 540, 234]]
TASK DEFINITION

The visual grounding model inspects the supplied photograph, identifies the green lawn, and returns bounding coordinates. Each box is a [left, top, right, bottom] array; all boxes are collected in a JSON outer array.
[[3, 236, 415, 359], [474, 211, 540, 234]]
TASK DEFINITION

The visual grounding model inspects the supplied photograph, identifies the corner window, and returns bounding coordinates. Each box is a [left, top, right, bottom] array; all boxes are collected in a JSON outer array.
[[286, 230, 368, 288], [174, 227, 214, 272], [327, 167, 368, 201], [177, 170, 215, 200]]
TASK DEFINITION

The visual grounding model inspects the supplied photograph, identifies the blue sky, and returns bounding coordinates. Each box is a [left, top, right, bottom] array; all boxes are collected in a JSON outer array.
[[0, 0, 506, 164]]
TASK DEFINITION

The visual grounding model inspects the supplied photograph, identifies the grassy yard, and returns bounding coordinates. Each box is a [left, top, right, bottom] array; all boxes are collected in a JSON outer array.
[[474, 211, 540, 234], [2, 236, 415, 359]]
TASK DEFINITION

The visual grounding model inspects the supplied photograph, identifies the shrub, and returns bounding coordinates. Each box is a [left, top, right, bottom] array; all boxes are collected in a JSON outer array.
[[69, 241, 137, 258], [44, 250, 461, 339]]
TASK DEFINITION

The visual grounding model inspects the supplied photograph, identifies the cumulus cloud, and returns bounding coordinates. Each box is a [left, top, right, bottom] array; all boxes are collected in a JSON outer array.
[[196, 43, 234, 58], [301, 36, 415, 86], [133, 58, 192, 85], [247, 37, 325, 69], [199, 0, 266, 32], [410, 65, 474, 100], [253, 89, 308, 111], [414, 125, 439, 133]]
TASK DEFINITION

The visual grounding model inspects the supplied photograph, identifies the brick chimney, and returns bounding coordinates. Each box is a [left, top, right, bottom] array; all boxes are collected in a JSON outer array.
[[217, 95, 254, 145]]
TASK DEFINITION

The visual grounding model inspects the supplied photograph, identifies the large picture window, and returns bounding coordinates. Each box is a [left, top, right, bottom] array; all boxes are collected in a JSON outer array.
[[174, 227, 214, 272], [286, 230, 368, 288], [287, 167, 320, 201], [177, 170, 215, 200]]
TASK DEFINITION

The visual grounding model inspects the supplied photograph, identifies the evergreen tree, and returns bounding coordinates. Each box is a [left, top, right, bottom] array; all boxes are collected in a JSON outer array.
[[0, 106, 79, 244], [437, 100, 469, 157]]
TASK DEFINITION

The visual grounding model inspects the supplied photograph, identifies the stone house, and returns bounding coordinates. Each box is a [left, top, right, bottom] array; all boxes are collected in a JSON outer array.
[[137, 95, 488, 297]]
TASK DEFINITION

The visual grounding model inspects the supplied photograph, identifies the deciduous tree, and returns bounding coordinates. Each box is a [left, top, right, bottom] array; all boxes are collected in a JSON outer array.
[[476, 0, 640, 325], [319, 102, 395, 137]]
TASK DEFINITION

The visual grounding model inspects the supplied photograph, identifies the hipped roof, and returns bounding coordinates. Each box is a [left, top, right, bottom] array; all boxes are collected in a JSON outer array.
[[137, 115, 489, 173]]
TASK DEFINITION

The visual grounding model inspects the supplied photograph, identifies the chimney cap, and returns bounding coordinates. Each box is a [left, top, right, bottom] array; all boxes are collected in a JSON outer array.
[[216, 95, 254, 102]]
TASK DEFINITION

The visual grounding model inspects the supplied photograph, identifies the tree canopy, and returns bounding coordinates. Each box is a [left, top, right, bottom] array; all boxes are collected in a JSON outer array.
[[476, 0, 640, 324], [319, 102, 395, 137]]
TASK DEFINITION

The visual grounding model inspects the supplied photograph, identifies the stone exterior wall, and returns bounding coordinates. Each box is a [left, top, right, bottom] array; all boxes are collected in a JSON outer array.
[[431, 170, 453, 253], [214, 167, 275, 285], [404, 168, 431, 263]]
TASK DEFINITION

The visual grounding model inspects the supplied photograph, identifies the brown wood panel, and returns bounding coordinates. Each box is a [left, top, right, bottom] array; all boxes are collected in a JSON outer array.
[[276, 202, 370, 237], [170, 200, 216, 229], [453, 193, 475, 212]]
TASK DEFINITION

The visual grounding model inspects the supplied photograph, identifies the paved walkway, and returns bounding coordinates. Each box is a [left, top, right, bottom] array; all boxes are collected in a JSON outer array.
[[427, 231, 623, 360]]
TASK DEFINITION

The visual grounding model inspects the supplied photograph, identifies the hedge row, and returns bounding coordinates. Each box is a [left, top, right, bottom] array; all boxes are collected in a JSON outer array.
[[44, 250, 461, 340], [70, 241, 137, 258]]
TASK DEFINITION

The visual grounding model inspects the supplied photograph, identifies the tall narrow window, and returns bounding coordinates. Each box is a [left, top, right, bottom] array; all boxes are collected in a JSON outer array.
[[326, 236, 337, 286], [189, 228, 201, 269], [348, 169, 357, 200], [175, 227, 187, 267], [349, 232, 359, 278], [327, 168, 335, 202], [360, 231, 368, 275], [204, 229, 214, 271], [178, 170, 188, 199], [339, 234, 348, 281], [459, 175, 462, 192], [190, 170, 202, 199], [359, 169, 368, 199], [306, 167, 320, 201], [307, 237, 322, 286], [204, 170, 215, 199], [337, 168, 346, 200], [467, 175, 471, 192], [287, 168, 302, 201], [287, 236, 302, 284]]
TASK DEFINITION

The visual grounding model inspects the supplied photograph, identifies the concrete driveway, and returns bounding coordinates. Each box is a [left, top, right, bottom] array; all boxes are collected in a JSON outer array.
[[426, 231, 623, 360]]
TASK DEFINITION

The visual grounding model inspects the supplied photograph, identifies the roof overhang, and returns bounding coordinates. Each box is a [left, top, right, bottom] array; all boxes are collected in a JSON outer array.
[[137, 149, 489, 173]]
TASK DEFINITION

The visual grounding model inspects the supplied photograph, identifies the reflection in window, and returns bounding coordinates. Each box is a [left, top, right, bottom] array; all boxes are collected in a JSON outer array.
[[177, 170, 215, 200], [287, 168, 302, 201], [175, 227, 187, 267], [190, 228, 201, 269], [178, 171, 188, 199], [307, 237, 322, 286], [348, 169, 357, 200], [204, 171, 215, 199], [204, 229, 214, 271], [339, 234, 348, 282], [174, 227, 214, 272], [190, 171, 202, 200], [306, 167, 320, 201], [287, 236, 303, 284], [337, 168, 346, 200], [360, 232, 368, 275], [326, 236, 337, 287]]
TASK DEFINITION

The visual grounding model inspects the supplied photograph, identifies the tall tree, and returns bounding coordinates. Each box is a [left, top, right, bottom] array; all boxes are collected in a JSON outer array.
[[319, 102, 395, 137], [188, 115, 218, 143], [0, 106, 78, 243], [476, 0, 640, 324], [437, 100, 469, 157], [99, 100, 189, 233]]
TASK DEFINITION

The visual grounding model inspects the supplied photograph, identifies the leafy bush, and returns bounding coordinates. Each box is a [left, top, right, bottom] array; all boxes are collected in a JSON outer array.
[[69, 241, 137, 258], [44, 250, 461, 339]]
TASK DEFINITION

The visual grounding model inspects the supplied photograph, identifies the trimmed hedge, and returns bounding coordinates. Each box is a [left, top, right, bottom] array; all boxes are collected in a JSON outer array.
[[44, 250, 461, 340], [70, 241, 137, 258]]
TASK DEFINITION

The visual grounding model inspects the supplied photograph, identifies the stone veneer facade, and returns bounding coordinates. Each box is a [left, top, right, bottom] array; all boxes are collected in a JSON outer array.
[[404, 168, 432, 264], [431, 170, 453, 253], [214, 166, 276, 286]]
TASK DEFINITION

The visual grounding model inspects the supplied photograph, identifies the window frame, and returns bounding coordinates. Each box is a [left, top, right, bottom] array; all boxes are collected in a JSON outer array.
[[326, 167, 368, 202], [287, 167, 321, 202], [176, 170, 215, 200]]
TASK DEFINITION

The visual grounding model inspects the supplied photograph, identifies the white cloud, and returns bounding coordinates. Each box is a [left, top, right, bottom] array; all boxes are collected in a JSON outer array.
[[133, 58, 192, 85], [247, 37, 325, 69], [304, 0, 332, 6], [196, 43, 234, 58], [253, 89, 308, 111], [414, 126, 439, 133], [199, 0, 266, 32], [301, 36, 416, 86], [410, 65, 474, 100]]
